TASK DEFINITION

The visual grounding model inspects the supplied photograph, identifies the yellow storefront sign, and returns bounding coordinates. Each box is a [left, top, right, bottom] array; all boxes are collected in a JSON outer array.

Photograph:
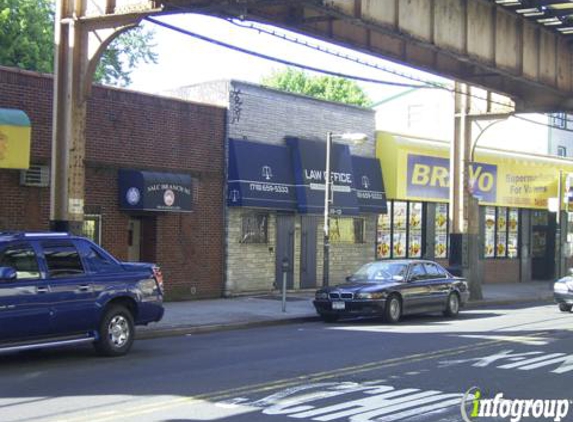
[[377, 132, 573, 209], [0, 108, 31, 169]]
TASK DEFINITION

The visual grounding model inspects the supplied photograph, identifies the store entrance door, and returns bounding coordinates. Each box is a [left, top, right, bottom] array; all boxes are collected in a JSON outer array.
[[300, 216, 318, 289], [275, 214, 295, 289], [531, 211, 556, 280], [127, 217, 157, 263], [127, 218, 141, 261]]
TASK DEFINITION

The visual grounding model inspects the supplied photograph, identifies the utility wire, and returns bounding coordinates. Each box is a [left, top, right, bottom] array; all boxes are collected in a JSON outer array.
[[148, 11, 514, 107], [145, 16, 572, 133], [144, 16, 432, 88], [227, 19, 450, 90], [513, 114, 573, 133], [227, 18, 573, 131]]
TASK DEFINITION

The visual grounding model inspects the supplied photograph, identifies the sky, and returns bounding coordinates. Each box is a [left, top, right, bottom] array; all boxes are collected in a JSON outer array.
[[129, 13, 445, 104], [127, 13, 558, 155]]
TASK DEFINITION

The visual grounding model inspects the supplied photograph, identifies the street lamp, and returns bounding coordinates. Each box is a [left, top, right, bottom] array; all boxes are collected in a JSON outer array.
[[323, 131, 368, 287]]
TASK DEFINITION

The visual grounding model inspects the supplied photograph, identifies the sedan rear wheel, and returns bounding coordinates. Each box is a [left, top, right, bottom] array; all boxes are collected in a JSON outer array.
[[559, 303, 572, 312], [443, 292, 460, 317], [384, 295, 402, 324]]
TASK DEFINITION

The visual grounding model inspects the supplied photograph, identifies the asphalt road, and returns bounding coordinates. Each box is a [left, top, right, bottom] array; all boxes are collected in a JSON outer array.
[[1, 302, 572, 422]]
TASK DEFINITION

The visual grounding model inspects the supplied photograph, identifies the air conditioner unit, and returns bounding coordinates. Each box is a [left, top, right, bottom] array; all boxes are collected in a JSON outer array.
[[20, 165, 50, 187]]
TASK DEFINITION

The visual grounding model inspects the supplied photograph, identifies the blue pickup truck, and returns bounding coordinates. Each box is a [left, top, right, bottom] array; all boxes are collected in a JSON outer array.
[[0, 232, 164, 356]]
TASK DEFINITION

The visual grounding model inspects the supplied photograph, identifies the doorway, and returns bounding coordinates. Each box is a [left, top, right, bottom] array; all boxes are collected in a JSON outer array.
[[531, 211, 556, 280], [127, 217, 157, 262], [300, 216, 318, 289], [275, 214, 295, 289], [127, 218, 141, 261]]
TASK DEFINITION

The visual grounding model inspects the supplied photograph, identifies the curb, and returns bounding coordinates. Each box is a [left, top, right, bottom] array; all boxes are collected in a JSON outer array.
[[464, 296, 553, 309], [137, 315, 321, 340], [137, 296, 554, 340]]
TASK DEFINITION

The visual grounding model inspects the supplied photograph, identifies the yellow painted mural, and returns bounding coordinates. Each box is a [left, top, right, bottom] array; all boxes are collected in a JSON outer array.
[[0, 109, 31, 169]]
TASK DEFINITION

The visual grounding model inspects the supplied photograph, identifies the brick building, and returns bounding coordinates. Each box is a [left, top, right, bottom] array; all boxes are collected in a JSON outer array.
[[167, 80, 385, 295], [0, 66, 226, 300]]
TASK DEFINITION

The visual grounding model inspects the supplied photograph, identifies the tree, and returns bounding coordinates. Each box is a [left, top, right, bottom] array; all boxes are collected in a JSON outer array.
[[0, 0, 54, 74], [0, 0, 157, 87], [261, 68, 372, 107]]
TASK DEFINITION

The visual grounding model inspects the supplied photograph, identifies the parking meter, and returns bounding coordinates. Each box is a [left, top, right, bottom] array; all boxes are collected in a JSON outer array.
[[281, 257, 289, 312]]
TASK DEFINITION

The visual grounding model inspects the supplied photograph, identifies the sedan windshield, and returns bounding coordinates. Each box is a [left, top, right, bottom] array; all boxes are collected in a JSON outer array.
[[350, 262, 408, 283]]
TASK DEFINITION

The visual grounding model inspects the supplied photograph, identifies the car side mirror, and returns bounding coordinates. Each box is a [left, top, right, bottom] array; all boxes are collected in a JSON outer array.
[[0, 266, 17, 281]]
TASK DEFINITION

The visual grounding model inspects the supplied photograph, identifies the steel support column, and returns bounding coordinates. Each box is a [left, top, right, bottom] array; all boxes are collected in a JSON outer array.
[[450, 83, 484, 299], [51, 0, 147, 233]]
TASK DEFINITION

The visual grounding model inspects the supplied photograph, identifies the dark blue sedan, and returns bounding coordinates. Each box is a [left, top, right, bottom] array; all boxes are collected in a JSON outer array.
[[313, 260, 469, 323]]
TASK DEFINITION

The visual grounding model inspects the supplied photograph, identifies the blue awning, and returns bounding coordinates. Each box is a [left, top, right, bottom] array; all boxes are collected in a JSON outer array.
[[227, 139, 297, 210], [118, 169, 192, 212], [287, 137, 359, 216], [352, 156, 388, 213]]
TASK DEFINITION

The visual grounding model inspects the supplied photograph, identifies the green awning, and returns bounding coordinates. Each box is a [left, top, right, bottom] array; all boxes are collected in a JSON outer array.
[[0, 108, 30, 127]]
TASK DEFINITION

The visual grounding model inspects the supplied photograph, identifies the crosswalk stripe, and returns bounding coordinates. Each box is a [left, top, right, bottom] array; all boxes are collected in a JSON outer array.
[[379, 397, 466, 422], [287, 389, 421, 419], [286, 387, 459, 422], [498, 353, 565, 369], [342, 393, 461, 422]]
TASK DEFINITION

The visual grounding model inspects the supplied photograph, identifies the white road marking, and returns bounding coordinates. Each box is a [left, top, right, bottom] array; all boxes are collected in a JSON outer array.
[[439, 349, 573, 374], [498, 353, 566, 369], [378, 397, 467, 422], [458, 334, 551, 346], [236, 382, 466, 422]]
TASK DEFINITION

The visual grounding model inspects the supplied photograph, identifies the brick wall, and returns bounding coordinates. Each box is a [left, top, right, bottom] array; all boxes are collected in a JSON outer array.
[[0, 66, 226, 300], [483, 259, 520, 283]]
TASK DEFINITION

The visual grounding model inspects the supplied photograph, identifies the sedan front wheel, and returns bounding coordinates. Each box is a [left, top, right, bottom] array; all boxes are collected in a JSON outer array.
[[384, 295, 402, 324]]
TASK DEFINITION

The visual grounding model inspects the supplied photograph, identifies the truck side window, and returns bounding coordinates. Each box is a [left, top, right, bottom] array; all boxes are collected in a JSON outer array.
[[86, 246, 119, 273], [0, 244, 40, 280], [42, 241, 85, 278]]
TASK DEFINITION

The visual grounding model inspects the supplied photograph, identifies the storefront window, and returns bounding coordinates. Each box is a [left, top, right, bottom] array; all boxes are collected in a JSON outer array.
[[331, 217, 364, 244], [484, 207, 519, 259], [393, 202, 407, 258], [241, 213, 268, 243], [434, 203, 449, 259], [409, 202, 422, 258], [376, 201, 424, 259], [377, 212, 392, 259], [508, 209, 519, 258], [83, 215, 102, 245]]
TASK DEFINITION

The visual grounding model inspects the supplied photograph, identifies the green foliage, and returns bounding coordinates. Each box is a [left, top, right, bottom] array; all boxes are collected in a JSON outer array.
[[0, 0, 157, 87], [261, 68, 372, 107], [0, 0, 54, 73], [93, 26, 158, 87]]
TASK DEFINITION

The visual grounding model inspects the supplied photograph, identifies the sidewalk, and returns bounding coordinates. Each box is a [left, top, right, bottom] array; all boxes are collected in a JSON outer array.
[[137, 281, 555, 339]]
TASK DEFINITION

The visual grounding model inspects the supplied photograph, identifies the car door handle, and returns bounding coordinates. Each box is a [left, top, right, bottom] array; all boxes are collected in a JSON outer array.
[[77, 284, 92, 292], [36, 286, 49, 294]]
